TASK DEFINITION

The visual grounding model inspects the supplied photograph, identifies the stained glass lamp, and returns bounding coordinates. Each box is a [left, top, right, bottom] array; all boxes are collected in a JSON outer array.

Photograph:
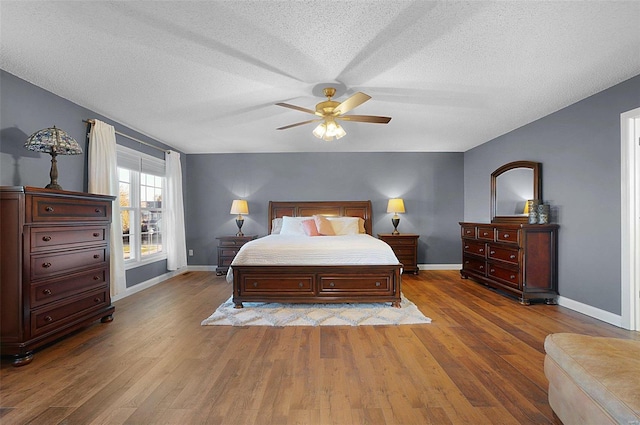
[[25, 126, 83, 190]]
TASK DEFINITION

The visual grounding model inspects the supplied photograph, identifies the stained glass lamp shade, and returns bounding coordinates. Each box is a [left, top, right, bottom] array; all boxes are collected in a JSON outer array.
[[25, 126, 83, 190]]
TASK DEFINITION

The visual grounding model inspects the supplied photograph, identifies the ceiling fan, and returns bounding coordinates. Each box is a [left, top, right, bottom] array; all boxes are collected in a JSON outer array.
[[276, 87, 392, 141]]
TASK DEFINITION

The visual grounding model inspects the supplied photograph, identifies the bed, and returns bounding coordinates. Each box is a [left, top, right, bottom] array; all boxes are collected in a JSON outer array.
[[229, 200, 403, 308]]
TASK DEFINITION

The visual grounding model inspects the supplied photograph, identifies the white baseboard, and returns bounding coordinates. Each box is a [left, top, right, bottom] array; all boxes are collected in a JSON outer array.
[[112, 268, 188, 302], [187, 265, 217, 272], [112, 265, 219, 302], [112, 264, 623, 328], [419, 264, 462, 270], [418, 264, 623, 328], [557, 295, 622, 328]]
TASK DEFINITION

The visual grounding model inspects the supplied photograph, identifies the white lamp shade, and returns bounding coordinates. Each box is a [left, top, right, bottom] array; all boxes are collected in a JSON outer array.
[[387, 198, 405, 214], [230, 199, 249, 215]]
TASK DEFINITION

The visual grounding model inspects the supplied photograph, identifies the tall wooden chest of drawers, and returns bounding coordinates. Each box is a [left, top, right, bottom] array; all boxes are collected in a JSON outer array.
[[459, 222, 559, 305], [0, 186, 115, 366]]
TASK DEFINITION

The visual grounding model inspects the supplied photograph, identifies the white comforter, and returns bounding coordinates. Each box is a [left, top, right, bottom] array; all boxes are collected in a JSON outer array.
[[226, 234, 400, 283]]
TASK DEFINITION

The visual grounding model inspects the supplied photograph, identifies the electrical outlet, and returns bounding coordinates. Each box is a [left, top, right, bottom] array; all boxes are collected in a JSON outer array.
[[188, 249, 194, 256]]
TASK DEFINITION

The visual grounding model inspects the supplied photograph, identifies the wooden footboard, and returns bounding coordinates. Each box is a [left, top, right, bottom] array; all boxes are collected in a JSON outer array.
[[232, 264, 402, 308]]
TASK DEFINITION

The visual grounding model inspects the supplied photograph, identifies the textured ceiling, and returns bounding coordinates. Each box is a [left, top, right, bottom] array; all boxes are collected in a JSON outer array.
[[1, 1, 639, 154]]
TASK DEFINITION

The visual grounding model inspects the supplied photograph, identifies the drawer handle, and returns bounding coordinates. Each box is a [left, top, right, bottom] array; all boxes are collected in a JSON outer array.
[[503, 233, 510, 238], [44, 315, 53, 322], [93, 232, 100, 237], [490, 268, 495, 273], [253, 282, 258, 287], [482, 232, 489, 236], [490, 250, 495, 255], [479, 265, 484, 270], [94, 297, 102, 303], [42, 236, 52, 242], [464, 260, 469, 264], [478, 248, 484, 253], [93, 254, 100, 259], [375, 281, 381, 287], [465, 230, 471, 234], [510, 275, 516, 280], [42, 288, 52, 295], [42, 262, 52, 268], [298, 282, 304, 288], [329, 282, 335, 287], [45, 206, 54, 212], [93, 275, 100, 280], [464, 245, 469, 249], [510, 254, 516, 259], [95, 208, 101, 213]]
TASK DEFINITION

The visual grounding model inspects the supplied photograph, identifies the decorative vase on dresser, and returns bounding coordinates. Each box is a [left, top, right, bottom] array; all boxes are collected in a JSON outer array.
[[0, 186, 116, 366], [459, 222, 559, 305]]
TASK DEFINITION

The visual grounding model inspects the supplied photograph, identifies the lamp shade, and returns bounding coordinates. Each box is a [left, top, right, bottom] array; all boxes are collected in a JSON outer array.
[[387, 198, 406, 214], [24, 126, 82, 190], [230, 199, 249, 215], [25, 126, 83, 155]]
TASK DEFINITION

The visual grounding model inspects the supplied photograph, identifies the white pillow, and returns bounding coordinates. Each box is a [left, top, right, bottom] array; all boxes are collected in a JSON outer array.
[[279, 216, 310, 236], [271, 218, 283, 234], [327, 217, 361, 235]]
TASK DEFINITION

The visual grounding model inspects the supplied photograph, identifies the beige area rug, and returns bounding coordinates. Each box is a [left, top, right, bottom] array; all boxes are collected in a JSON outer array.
[[201, 294, 431, 326]]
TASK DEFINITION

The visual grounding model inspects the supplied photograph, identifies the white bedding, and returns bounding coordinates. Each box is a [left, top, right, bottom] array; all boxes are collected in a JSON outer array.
[[226, 234, 400, 283]]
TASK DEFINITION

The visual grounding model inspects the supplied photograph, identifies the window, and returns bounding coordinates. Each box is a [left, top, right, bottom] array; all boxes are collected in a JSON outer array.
[[117, 145, 166, 268]]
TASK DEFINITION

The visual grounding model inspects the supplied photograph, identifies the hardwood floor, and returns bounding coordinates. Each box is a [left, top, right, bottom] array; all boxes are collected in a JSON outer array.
[[1, 270, 638, 425]]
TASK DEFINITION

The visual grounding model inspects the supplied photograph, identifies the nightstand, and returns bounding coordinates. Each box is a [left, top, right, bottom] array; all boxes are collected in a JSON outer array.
[[215, 235, 258, 276], [377, 233, 420, 275]]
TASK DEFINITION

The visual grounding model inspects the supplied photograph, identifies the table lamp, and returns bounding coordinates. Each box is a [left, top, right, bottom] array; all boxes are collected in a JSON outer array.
[[230, 199, 249, 236], [387, 198, 405, 235]]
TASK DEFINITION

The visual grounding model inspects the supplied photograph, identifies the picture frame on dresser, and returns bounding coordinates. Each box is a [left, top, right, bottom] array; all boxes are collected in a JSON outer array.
[[0, 186, 116, 366]]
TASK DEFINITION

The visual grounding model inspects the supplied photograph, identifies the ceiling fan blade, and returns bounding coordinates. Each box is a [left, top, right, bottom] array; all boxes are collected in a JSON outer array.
[[337, 115, 392, 124], [332, 92, 371, 115], [276, 102, 320, 116], [276, 119, 321, 130]]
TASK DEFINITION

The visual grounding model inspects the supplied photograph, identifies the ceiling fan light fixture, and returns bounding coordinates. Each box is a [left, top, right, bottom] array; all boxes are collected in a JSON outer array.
[[276, 87, 389, 140], [325, 119, 338, 136], [313, 122, 326, 139]]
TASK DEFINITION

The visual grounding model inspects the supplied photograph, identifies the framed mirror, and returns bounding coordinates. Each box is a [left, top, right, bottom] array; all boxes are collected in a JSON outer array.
[[491, 161, 541, 223]]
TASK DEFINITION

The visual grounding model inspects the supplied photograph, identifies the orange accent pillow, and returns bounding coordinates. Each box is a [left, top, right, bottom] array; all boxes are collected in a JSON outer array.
[[301, 219, 320, 236], [313, 215, 335, 236]]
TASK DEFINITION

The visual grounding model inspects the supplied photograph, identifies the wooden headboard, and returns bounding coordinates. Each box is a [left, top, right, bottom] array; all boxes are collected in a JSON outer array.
[[268, 200, 373, 235]]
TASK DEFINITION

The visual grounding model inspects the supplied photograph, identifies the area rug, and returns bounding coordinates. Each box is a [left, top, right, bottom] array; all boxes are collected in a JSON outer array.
[[201, 294, 431, 326]]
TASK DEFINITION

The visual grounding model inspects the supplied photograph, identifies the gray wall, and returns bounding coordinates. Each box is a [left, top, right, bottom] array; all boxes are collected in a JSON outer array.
[[464, 74, 640, 315], [185, 152, 464, 266], [0, 69, 184, 287]]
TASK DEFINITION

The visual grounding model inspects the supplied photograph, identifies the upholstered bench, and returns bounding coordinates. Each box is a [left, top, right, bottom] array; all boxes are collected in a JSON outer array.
[[544, 333, 640, 425]]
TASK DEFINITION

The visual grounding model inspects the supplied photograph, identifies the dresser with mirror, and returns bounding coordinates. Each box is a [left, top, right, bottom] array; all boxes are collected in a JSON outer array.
[[460, 161, 559, 305]]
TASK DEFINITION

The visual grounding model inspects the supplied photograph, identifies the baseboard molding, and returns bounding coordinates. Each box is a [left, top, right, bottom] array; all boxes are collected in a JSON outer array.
[[112, 268, 189, 302], [112, 264, 623, 328], [187, 265, 217, 272], [419, 264, 462, 271], [557, 295, 622, 328]]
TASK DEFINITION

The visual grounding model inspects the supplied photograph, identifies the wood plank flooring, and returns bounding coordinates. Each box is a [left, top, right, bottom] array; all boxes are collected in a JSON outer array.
[[1, 270, 638, 424]]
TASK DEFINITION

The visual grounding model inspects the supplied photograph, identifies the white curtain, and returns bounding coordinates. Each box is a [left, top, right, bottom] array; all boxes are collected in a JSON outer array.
[[88, 120, 127, 297], [165, 150, 187, 270]]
